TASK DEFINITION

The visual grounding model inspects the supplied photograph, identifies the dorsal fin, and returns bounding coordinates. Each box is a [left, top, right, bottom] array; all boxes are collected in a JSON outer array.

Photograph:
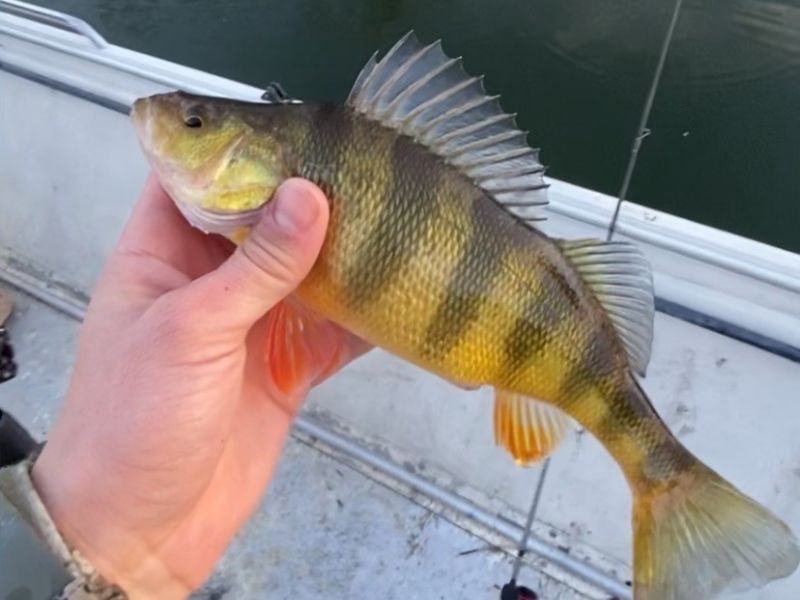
[[559, 239, 655, 376], [347, 31, 548, 224]]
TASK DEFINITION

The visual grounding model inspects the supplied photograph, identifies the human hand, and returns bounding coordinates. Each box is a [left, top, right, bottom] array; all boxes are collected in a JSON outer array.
[[31, 174, 369, 598]]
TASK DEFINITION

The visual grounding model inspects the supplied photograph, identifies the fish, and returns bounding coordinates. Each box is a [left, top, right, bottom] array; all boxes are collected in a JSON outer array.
[[130, 32, 799, 599]]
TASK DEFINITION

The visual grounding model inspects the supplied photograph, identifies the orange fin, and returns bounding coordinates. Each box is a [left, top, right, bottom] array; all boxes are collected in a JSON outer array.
[[493, 390, 572, 466], [265, 299, 351, 396]]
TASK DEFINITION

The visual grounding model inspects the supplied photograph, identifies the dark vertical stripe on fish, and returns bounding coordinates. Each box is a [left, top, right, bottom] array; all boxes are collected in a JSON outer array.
[[598, 378, 693, 480], [298, 103, 352, 194], [597, 385, 647, 443], [500, 281, 567, 385], [422, 196, 507, 360], [343, 134, 442, 308], [559, 324, 619, 408]]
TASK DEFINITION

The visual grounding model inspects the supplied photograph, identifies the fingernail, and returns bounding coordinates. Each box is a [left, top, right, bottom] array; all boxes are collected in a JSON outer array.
[[273, 183, 320, 233]]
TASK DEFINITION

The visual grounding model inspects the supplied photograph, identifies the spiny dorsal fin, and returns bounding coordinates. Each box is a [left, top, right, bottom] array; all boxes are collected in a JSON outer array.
[[347, 31, 548, 224], [493, 390, 573, 466], [559, 239, 655, 376]]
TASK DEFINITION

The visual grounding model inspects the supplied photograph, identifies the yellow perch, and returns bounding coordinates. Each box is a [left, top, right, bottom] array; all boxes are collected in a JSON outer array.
[[131, 32, 799, 600]]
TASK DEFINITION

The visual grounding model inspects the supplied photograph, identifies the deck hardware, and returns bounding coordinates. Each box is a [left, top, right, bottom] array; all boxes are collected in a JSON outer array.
[[261, 81, 303, 104]]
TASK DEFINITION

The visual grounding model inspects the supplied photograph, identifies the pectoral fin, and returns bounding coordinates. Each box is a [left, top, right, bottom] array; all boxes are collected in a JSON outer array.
[[493, 390, 573, 466], [265, 299, 352, 396]]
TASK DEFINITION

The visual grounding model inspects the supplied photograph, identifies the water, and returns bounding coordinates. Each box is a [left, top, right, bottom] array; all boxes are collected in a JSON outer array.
[[39, 0, 800, 253]]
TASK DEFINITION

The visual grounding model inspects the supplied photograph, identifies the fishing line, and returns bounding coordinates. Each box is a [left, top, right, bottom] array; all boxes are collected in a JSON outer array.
[[501, 458, 550, 598], [607, 0, 684, 241]]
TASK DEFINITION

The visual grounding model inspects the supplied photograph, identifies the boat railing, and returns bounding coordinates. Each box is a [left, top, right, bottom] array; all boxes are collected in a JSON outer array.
[[0, 0, 106, 49]]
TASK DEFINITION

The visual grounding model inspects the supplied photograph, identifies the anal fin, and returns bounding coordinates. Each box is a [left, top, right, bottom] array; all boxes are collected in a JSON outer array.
[[493, 390, 572, 466]]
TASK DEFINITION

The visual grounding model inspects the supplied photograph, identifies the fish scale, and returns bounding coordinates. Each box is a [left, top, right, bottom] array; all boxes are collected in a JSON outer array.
[[131, 30, 799, 600]]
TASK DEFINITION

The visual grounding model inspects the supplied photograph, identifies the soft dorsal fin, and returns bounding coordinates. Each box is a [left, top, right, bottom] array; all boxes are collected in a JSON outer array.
[[559, 239, 655, 376], [347, 31, 548, 224], [493, 390, 573, 466]]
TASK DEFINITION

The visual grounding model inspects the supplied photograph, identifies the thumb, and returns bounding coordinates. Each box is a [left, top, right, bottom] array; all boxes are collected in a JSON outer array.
[[174, 178, 330, 333]]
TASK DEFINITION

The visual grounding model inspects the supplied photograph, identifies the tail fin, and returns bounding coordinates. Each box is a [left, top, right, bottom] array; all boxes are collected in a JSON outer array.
[[633, 464, 800, 599]]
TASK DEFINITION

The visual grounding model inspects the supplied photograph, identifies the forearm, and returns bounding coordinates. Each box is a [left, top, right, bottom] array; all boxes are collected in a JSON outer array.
[[32, 442, 193, 600]]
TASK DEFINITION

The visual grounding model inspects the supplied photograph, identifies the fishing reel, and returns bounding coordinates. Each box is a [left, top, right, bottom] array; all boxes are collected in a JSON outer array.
[[500, 581, 538, 600], [0, 328, 15, 384]]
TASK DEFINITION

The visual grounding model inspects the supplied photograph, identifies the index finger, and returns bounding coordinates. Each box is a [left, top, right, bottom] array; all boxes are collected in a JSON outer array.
[[117, 172, 194, 254]]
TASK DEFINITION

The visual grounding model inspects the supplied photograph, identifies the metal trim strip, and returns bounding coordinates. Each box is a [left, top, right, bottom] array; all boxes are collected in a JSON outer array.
[[0, 60, 130, 114]]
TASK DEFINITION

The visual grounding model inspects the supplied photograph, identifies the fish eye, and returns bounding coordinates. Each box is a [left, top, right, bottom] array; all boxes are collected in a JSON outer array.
[[183, 105, 205, 129], [184, 114, 203, 128]]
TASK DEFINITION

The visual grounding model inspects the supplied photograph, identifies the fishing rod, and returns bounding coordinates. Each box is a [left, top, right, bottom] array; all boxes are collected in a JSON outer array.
[[500, 459, 550, 600], [607, 0, 684, 241]]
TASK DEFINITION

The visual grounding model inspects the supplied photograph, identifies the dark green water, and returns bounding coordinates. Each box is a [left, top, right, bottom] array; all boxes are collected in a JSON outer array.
[[42, 0, 800, 253]]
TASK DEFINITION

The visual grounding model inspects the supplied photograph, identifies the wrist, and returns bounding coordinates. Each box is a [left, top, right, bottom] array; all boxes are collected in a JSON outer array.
[[0, 449, 127, 599], [32, 443, 192, 600]]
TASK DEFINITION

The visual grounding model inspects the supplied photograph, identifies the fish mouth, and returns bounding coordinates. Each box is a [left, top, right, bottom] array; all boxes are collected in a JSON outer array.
[[130, 97, 154, 144], [174, 199, 265, 235], [145, 140, 266, 237], [131, 93, 265, 236], [168, 128, 263, 236]]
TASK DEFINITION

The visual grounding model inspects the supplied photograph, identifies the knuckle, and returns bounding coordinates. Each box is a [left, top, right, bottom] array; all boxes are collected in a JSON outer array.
[[241, 234, 300, 288]]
